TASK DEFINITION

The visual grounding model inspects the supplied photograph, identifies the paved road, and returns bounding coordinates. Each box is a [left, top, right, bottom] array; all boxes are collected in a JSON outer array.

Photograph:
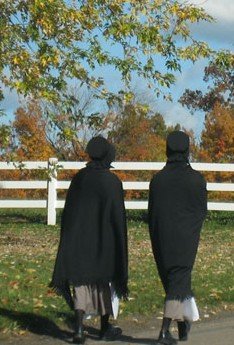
[[1, 314, 233, 345]]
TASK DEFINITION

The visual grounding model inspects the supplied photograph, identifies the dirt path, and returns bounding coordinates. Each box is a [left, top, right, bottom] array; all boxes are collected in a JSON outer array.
[[1, 313, 233, 345]]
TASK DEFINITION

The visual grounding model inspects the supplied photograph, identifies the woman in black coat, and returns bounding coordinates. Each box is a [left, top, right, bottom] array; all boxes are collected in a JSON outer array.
[[50, 136, 128, 344], [148, 131, 207, 345]]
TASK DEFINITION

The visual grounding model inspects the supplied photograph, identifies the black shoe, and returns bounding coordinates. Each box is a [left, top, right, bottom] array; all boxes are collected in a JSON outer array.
[[73, 331, 86, 344], [156, 330, 177, 345], [178, 320, 191, 341], [100, 323, 122, 341]]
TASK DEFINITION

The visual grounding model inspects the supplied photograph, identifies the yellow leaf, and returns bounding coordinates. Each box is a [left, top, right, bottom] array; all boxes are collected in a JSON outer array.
[[19, 330, 26, 335]]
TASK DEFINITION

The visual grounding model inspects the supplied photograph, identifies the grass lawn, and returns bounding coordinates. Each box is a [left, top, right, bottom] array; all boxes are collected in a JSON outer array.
[[0, 209, 233, 335]]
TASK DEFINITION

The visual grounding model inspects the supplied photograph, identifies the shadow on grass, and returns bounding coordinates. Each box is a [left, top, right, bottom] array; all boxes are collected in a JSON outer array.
[[0, 209, 63, 225], [0, 211, 46, 224], [0, 308, 156, 344], [0, 308, 72, 342]]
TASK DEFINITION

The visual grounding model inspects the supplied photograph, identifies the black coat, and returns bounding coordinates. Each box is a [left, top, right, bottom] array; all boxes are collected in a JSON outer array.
[[148, 161, 207, 301], [50, 166, 128, 308]]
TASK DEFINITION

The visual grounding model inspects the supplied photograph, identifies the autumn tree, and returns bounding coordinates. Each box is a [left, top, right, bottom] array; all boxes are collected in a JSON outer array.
[[0, 119, 12, 159], [1, 0, 229, 167], [179, 52, 234, 112], [179, 53, 234, 161], [43, 88, 113, 160], [199, 104, 234, 201], [108, 103, 166, 162], [200, 104, 234, 164], [0, 101, 55, 199], [13, 100, 55, 161], [0, 0, 214, 105], [0, 92, 13, 159], [179, 55, 234, 199], [108, 100, 181, 199]]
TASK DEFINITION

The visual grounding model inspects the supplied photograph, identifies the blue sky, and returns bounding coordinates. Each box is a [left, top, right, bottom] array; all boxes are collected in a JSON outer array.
[[1, 0, 234, 140]]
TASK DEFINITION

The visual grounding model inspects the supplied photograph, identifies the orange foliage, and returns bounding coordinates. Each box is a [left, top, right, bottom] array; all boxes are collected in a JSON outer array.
[[0, 100, 56, 199], [200, 103, 234, 163], [108, 104, 167, 162], [198, 103, 234, 200], [108, 104, 167, 199], [14, 100, 55, 161], [1, 100, 233, 202]]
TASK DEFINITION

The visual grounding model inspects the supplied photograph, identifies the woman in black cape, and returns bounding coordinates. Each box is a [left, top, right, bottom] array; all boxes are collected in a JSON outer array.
[[148, 131, 207, 345], [50, 136, 128, 344]]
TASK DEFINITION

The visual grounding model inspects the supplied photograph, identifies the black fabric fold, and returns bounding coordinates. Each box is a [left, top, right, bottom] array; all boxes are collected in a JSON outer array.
[[148, 131, 207, 302], [50, 166, 128, 308]]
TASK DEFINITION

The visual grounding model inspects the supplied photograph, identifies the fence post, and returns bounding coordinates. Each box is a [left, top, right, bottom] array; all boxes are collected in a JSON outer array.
[[47, 158, 58, 225]]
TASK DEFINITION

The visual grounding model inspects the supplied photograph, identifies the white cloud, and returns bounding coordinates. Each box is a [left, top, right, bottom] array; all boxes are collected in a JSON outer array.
[[157, 101, 205, 139], [189, 0, 234, 45], [191, 0, 234, 23], [175, 60, 207, 92]]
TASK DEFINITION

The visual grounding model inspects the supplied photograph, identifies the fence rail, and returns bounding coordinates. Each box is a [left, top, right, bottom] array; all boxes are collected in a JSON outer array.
[[0, 160, 233, 225]]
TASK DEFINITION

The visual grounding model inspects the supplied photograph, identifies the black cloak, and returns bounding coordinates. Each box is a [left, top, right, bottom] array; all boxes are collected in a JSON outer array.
[[50, 137, 128, 308], [148, 131, 207, 301]]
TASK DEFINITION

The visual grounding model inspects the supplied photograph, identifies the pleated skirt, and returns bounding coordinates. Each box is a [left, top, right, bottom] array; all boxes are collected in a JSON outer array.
[[73, 284, 113, 316]]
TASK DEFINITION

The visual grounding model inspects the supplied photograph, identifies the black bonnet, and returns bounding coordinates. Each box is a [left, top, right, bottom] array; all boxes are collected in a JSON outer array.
[[166, 131, 189, 162], [86, 136, 109, 159], [86, 136, 115, 168]]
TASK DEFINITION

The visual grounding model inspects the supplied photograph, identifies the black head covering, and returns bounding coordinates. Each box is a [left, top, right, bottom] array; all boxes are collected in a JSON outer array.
[[166, 131, 189, 163], [86, 136, 115, 169]]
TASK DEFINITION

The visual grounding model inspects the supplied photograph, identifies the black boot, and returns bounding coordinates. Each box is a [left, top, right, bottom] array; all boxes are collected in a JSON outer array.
[[177, 320, 191, 341], [100, 314, 122, 341], [73, 309, 85, 344], [156, 318, 177, 345]]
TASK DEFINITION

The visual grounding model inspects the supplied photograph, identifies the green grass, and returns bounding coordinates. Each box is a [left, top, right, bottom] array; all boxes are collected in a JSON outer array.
[[0, 209, 233, 335]]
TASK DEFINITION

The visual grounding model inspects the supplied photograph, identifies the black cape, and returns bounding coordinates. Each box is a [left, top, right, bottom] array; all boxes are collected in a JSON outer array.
[[148, 133, 207, 301], [50, 165, 128, 308]]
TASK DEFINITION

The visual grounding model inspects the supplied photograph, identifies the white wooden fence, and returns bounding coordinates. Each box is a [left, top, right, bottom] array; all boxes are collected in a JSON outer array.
[[0, 159, 233, 225]]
